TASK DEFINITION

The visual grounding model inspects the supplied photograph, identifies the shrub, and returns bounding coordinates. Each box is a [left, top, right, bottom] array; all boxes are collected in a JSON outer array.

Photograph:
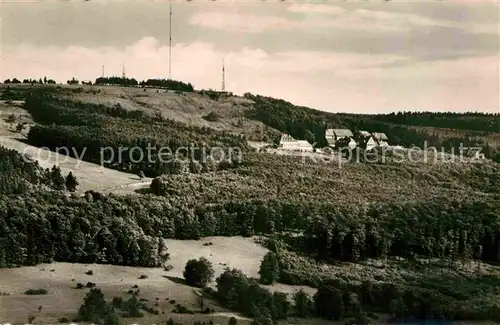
[[271, 292, 290, 320], [65, 171, 78, 192], [173, 303, 194, 314], [139, 274, 148, 279], [78, 288, 118, 325], [251, 308, 273, 325], [259, 252, 280, 285], [85, 270, 93, 275], [183, 257, 215, 287], [294, 289, 313, 317], [76, 283, 84, 289], [86, 282, 96, 288], [228, 316, 237, 325], [123, 294, 143, 318], [58, 317, 70, 323], [314, 285, 344, 320], [112, 296, 123, 308], [25, 289, 48, 295], [202, 112, 221, 122]]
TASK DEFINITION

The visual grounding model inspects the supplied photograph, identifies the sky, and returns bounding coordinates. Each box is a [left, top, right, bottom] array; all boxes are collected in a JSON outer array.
[[0, 0, 499, 114]]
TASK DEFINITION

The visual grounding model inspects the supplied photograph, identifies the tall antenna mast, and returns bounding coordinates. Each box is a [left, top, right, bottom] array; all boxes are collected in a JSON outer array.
[[122, 64, 126, 79], [0, 17, 3, 83], [102, 65, 104, 78], [169, 3, 172, 80], [221, 57, 225, 92]]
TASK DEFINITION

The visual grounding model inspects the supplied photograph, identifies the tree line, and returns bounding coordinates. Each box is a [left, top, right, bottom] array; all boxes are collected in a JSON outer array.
[[3, 77, 56, 84], [94, 77, 194, 92], [363, 111, 500, 133], [2, 175, 500, 268]]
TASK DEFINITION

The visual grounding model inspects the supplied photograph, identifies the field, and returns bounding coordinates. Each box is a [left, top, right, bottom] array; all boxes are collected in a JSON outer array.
[[0, 236, 319, 325]]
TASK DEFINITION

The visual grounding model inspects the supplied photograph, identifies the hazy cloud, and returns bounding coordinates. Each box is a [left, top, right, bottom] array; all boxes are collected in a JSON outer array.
[[3, 37, 498, 113], [0, 1, 498, 113]]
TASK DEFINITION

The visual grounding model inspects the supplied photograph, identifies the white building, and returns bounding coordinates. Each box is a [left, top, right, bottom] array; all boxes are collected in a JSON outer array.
[[346, 138, 357, 150], [358, 130, 377, 150], [372, 132, 389, 147], [279, 134, 314, 152], [365, 137, 378, 151], [325, 128, 357, 149]]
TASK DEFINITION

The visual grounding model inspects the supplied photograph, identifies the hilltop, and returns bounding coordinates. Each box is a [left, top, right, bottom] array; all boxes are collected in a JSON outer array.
[[2, 83, 499, 161]]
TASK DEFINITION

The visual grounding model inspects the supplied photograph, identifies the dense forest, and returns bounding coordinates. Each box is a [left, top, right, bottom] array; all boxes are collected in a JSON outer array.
[[2, 142, 500, 267], [23, 91, 248, 176], [2, 145, 500, 321], [364, 111, 500, 133], [3, 83, 500, 323], [244, 93, 344, 146]]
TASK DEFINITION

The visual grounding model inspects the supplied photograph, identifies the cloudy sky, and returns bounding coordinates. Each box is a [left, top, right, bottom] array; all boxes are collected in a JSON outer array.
[[1, 0, 498, 113]]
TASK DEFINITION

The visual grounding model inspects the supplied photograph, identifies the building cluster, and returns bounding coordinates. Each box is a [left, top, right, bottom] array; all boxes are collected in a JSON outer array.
[[278, 128, 390, 153], [279, 134, 315, 152]]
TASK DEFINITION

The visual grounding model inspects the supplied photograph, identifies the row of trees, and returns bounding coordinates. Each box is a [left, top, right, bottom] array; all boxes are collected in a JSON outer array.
[[1, 184, 500, 268], [93, 77, 194, 92], [3, 76, 194, 92], [3, 77, 56, 84], [0, 146, 78, 194], [365, 111, 500, 133]]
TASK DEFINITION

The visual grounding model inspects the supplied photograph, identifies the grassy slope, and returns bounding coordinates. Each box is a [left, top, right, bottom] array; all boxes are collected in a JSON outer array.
[[0, 236, 318, 325], [0, 137, 152, 194], [58, 85, 281, 141]]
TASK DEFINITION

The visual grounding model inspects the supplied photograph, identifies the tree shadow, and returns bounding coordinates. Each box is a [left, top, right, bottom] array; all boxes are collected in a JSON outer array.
[[162, 275, 186, 285], [135, 187, 151, 194]]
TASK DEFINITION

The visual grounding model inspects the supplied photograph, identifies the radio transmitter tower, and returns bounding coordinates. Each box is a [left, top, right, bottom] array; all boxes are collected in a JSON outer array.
[[169, 3, 172, 80], [122, 64, 126, 79], [221, 57, 225, 92]]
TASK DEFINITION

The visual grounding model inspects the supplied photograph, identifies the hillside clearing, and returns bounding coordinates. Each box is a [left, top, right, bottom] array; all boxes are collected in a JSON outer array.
[[58, 85, 277, 140], [0, 136, 151, 194]]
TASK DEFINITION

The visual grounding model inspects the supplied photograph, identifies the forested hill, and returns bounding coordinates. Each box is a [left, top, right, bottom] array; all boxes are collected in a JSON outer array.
[[357, 111, 500, 133], [2, 83, 500, 162], [244, 92, 500, 161]]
